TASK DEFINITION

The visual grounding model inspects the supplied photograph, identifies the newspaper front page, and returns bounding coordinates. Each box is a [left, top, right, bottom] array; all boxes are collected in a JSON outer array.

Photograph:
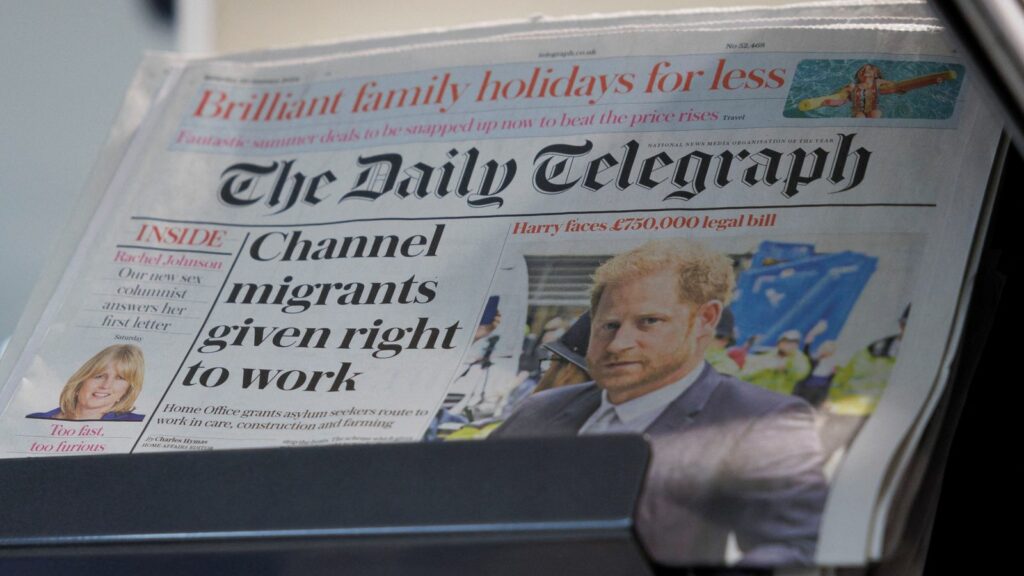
[[0, 4, 1001, 567]]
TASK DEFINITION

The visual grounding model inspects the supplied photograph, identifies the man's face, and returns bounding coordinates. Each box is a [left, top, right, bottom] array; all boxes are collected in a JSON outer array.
[[587, 271, 715, 404]]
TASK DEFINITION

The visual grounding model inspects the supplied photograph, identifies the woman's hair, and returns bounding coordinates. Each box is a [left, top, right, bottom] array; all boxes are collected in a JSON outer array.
[[58, 344, 145, 418]]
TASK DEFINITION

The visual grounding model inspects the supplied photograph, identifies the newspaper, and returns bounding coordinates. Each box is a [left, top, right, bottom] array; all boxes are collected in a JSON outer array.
[[0, 2, 1002, 568]]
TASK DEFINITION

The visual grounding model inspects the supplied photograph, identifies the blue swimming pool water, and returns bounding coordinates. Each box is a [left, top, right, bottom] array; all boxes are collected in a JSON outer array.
[[783, 59, 964, 119]]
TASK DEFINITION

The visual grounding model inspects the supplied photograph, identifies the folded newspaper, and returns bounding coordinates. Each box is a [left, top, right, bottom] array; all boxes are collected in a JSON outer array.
[[0, 0, 1003, 569]]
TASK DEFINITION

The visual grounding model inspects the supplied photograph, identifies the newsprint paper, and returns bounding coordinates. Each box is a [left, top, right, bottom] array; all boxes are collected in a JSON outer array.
[[0, 2, 1002, 568]]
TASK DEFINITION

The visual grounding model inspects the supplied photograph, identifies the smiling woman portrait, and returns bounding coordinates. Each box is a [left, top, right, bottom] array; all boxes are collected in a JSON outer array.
[[26, 344, 145, 422]]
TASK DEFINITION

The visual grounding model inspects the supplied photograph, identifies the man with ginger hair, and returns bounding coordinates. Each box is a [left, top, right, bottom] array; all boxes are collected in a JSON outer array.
[[492, 239, 826, 567]]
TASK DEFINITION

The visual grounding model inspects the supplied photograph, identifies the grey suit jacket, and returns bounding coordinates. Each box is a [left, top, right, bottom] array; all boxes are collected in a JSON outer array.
[[490, 363, 827, 567]]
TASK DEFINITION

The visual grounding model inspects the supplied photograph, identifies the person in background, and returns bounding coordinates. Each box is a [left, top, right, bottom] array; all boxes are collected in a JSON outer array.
[[820, 306, 909, 456], [792, 320, 837, 409], [532, 312, 591, 395], [793, 340, 839, 409], [705, 307, 741, 376], [830, 305, 908, 414], [740, 330, 812, 395], [494, 312, 592, 421], [437, 312, 592, 440]]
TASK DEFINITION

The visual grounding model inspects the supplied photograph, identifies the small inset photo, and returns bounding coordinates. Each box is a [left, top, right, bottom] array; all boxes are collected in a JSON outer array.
[[26, 344, 146, 422], [783, 59, 964, 119]]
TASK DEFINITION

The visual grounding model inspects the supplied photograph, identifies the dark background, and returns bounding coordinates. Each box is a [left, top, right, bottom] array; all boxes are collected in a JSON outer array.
[[925, 142, 1019, 573]]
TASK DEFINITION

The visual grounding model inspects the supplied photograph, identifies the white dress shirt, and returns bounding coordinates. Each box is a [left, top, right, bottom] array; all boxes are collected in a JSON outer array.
[[578, 362, 705, 435]]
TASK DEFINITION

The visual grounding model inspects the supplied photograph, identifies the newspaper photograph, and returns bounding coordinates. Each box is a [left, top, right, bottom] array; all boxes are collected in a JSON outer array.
[[0, 4, 1002, 567]]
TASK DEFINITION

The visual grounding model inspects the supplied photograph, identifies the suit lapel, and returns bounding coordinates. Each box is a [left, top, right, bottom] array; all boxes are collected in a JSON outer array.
[[645, 364, 721, 435], [548, 384, 603, 435]]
